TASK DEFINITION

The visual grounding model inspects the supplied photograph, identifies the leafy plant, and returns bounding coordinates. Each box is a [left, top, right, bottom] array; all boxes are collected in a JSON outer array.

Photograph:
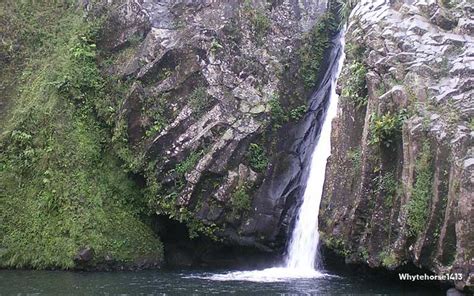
[[232, 184, 252, 215], [369, 110, 407, 148], [247, 143, 268, 172], [210, 39, 223, 53], [380, 250, 397, 268], [335, 0, 358, 27], [341, 61, 368, 108], [269, 96, 289, 129], [175, 150, 203, 177], [299, 13, 337, 90], [289, 105, 307, 121], [406, 141, 433, 236]]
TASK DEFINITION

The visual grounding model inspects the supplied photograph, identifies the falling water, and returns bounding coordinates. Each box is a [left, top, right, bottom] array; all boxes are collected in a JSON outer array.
[[192, 32, 345, 282], [285, 38, 345, 271]]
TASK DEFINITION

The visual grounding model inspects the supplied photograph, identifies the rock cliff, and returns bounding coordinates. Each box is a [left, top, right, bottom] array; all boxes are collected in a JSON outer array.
[[96, 0, 339, 252], [320, 0, 473, 291]]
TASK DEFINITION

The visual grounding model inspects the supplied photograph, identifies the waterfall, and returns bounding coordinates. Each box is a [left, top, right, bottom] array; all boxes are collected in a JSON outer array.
[[285, 34, 345, 271], [195, 31, 345, 282]]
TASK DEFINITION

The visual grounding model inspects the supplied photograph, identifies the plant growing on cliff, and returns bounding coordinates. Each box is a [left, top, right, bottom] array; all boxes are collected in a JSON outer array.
[[299, 13, 336, 90], [269, 96, 288, 129], [369, 110, 407, 148], [232, 183, 252, 215], [406, 141, 433, 236], [289, 105, 307, 121], [341, 60, 368, 108], [210, 39, 223, 53], [380, 250, 398, 268], [247, 143, 268, 172], [175, 150, 204, 177], [335, 0, 358, 27]]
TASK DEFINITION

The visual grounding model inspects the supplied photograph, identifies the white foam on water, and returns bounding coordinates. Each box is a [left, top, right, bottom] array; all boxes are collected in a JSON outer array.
[[188, 267, 331, 283]]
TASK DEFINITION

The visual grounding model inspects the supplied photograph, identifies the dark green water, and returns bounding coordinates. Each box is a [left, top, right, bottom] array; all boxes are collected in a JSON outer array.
[[0, 268, 444, 295]]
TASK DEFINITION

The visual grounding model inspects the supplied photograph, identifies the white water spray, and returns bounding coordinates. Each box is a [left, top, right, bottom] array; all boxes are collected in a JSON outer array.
[[191, 34, 345, 282]]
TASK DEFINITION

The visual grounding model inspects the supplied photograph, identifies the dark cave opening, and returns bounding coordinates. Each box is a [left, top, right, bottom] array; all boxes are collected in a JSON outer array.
[[150, 214, 281, 269]]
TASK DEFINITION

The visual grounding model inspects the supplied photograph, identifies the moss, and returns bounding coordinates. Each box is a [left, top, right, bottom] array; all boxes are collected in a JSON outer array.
[[406, 141, 433, 237], [0, 3, 162, 269]]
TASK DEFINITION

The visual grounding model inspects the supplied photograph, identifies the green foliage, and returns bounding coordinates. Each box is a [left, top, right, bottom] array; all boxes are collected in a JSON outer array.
[[335, 0, 358, 27], [289, 105, 307, 121], [359, 248, 369, 261], [269, 97, 289, 128], [0, 4, 162, 269], [251, 11, 271, 39], [369, 110, 407, 148], [341, 61, 368, 108], [299, 13, 336, 90], [145, 119, 166, 138], [380, 250, 397, 268], [247, 143, 269, 172], [189, 86, 212, 116], [406, 141, 433, 237], [141, 92, 172, 139], [268, 96, 306, 132], [232, 184, 252, 215], [175, 151, 203, 177], [144, 149, 223, 241], [210, 39, 223, 53], [325, 237, 350, 256]]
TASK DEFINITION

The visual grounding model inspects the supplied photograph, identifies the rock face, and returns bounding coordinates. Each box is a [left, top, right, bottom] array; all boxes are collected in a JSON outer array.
[[320, 0, 473, 291], [95, 0, 337, 252]]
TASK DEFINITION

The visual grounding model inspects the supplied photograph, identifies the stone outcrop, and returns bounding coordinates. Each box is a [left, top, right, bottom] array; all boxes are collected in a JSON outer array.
[[321, 0, 473, 292], [95, 0, 338, 252]]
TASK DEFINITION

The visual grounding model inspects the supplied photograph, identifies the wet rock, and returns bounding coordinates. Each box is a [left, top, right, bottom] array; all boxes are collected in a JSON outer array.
[[321, 0, 473, 292], [92, 0, 331, 253]]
